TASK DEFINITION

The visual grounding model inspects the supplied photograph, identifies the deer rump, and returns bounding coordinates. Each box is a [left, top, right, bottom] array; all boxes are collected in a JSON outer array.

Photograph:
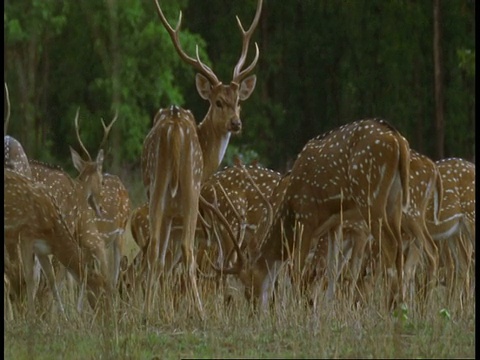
[[146, 114, 203, 265]]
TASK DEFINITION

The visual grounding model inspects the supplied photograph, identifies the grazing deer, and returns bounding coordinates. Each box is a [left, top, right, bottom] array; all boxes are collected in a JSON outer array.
[[4, 83, 39, 307], [425, 157, 475, 306], [96, 173, 131, 288], [28, 110, 114, 307], [218, 119, 411, 312], [4, 169, 111, 316], [70, 110, 132, 288], [312, 149, 443, 306], [400, 150, 442, 303], [198, 159, 281, 272]]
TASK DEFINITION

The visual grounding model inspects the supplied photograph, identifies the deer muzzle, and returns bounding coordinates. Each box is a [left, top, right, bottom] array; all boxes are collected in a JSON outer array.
[[229, 117, 242, 133]]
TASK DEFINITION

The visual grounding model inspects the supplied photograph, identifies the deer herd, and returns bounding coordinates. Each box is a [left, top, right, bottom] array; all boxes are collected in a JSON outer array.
[[3, 0, 475, 321]]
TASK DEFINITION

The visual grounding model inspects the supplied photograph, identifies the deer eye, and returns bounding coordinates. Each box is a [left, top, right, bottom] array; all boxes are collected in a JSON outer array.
[[215, 100, 223, 108]]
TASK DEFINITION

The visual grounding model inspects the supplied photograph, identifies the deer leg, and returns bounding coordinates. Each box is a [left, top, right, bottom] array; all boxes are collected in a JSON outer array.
[[326, 226, 343, 301], [19, 237, 36, 316], [403, 236, 421, 304], [36, 253, 66, 317], [111, 236, 121, 288], [420, 226, 439, 303], [181, 204, 204, 320], [346, 227, 369, 303]]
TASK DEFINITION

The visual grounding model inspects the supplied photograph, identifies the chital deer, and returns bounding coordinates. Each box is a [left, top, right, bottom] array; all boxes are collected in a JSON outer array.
[[127, 159, 281, 298], [4, 82, 32, 178], [4, 83, 40, 308], [73, 111, 132, 288], [4, 169, 110, 316], [426, 157, 475, 305], [198, 158, 281, 273], [399, 150, 442, 302], [312, 149, 443, 305], [141, 105, 205, 317], [27, 111, 114, 305], [219, 119, 411, 312], [153, 0, 261, 182], [96, 173, 131, 287]]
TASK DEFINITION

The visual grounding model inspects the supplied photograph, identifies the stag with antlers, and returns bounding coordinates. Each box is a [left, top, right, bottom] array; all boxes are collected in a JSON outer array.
[[153, 0, 262, 181], [139, 0, 263, 318]]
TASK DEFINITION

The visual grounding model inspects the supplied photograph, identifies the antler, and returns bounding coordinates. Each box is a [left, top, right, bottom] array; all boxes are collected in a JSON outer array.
[[74, 108, 92, 161], [98, 109, 118, 152], [199, 191, 246, 274], [232, 0, 263, 84], [4, 82, 11, 136], [153, 0, 219, 85]]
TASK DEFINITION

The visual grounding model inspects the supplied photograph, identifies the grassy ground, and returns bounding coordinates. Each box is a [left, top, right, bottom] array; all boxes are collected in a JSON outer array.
[[4, 265, 475, 360]]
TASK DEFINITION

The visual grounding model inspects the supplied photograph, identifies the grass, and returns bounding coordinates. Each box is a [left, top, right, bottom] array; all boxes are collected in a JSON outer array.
[[5, 174, 475, 359], [4, 264, 475, 360]]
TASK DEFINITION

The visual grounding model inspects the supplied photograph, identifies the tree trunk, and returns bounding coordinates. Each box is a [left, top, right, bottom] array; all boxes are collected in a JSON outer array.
[[433, 0, 445, 160]]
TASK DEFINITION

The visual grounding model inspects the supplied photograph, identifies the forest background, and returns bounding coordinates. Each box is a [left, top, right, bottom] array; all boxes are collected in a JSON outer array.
[[4, 0, 475, 206]]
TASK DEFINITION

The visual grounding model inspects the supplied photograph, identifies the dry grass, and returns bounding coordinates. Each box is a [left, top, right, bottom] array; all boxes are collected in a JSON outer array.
[[5, 175, 475, 359], [4, 256, 475, 359]]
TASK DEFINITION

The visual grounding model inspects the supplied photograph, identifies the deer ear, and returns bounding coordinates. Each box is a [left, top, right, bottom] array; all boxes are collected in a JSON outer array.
[[195, 73, 212, 100], [239, 75, 256, 100], [70, 146, 84, 173]]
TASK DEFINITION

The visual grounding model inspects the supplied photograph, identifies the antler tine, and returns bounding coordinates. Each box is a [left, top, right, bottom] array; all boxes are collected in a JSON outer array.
[[199, 191, 246, 274], [98, 109, 118, 152], [153, 0, 219, 85], [4, 82, 11, 136], [74, 108, 92, 161], [232, 0, 263, 83]]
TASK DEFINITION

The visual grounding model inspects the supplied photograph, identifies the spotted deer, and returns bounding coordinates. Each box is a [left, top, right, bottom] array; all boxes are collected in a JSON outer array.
[[399, 150, 442, 302], [315, 149, 443, 305], [4, 83, 39, 306], [127, 160, 281, 294], [153, 0, 261, 182], [141, 105, 205, 318], [4, 169, 111, 316], [70, 110, 132, 288], [218, 119, 411, 312], [28, 110, 113, 305], [140, 0, 263, 318], [425, 157, 475, 305], [312, 149, 443, 305], [198, 158, 282, 272]]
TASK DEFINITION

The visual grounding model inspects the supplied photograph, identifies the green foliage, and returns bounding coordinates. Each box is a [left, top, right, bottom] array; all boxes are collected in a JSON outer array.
[[457, 49, 475, 77], [4, 0, 475, 175]]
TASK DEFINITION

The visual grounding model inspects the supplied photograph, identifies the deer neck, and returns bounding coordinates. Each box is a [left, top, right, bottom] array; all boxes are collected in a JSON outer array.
[[197, 114, 232, 182]]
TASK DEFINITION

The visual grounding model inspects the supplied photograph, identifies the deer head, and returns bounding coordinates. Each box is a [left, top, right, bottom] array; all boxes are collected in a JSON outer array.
[[153, 0, 262, 180]]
